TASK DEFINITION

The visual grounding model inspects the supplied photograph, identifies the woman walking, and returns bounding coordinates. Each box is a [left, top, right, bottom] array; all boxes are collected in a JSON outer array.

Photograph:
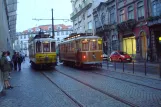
[[0, 52, 13, 89]]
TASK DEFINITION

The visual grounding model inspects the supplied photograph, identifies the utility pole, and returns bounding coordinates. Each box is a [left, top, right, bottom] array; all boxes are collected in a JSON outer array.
[[32, 8, 70, 39], [51, 8, 54, 38]]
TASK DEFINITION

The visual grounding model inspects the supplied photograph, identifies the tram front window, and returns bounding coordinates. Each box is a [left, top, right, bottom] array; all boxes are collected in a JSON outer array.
[[90, 39, 97, 51], [36, 41, 42, 52], [51, 42, 56, 52], [43, 42, 50, 52]]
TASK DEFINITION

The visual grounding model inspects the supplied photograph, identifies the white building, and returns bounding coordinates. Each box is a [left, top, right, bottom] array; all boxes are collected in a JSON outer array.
[[70, 0, 107, 34], [13, 24, 73, 56]]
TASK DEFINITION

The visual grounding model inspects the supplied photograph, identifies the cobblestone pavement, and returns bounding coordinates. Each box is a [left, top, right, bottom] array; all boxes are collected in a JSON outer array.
[[0, 61, 78, 107], [56, 65, 161, 107], [1, 59, 161, 107]]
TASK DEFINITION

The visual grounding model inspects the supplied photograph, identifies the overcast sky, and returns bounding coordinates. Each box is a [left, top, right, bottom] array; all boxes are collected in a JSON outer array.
[[16, 0, 72, 32]]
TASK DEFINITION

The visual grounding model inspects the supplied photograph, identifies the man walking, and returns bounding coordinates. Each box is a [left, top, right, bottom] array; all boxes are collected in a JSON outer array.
[[12, 52, 18, 71]]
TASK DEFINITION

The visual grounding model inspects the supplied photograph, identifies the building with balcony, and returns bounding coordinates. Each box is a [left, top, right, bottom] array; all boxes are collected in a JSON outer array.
[[13, 24, 73, 56], [147, 0, 161, 62], [93, 0, 118, 55], [70, 0, 106, 34], [0, 0, 17, 55], [116, 0, 149, 60]]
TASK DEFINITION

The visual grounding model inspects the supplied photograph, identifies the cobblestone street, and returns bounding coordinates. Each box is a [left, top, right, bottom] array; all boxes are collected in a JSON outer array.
[[0, 59, 161, 107]]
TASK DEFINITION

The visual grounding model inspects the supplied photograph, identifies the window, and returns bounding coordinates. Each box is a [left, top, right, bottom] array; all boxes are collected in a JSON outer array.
[[82, 39, 89, 51], [90, 40, 97, 50], [66, 31, 68, 35], [128, 6, 134, 19], [36, 41, 42, 52], [101, 13, 105, 24], [57, 31, 59, 36], [88, 21, 92, 30], [137, 1, 144, 20], [120, 9, 125, 22], [98, 39, 102, 50], [51, 42, 55, 52], [43, 42, 50, 52], [110, 7, 115, 23], [152, 0, 161, 16], [24, 35, 26, 39], [57, 38, 60, 41], [61, 31, 64, 35]]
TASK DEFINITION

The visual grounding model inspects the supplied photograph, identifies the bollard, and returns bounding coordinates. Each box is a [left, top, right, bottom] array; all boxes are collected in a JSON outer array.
[[159, 63, 161, 78], [107, 60, 109, 69], [133, 61, 134, 74], [123, 62, 124, 72], [144, 61, 147, 75], [114, 62, 116, 71]]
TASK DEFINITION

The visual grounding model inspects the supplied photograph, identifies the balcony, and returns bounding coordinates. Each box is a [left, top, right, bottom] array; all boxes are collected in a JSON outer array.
[[147, 16, 161, 27], [117, 19, 137, 32], [70, 0, 92, 20]]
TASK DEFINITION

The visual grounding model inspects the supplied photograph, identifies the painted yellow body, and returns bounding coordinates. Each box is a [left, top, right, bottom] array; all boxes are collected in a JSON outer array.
[[30, 52, 56, 65]]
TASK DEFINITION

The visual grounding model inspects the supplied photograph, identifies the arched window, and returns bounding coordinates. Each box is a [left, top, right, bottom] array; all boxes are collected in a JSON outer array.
[[137, 1, 144, 20], [128, 6, 134, 19]]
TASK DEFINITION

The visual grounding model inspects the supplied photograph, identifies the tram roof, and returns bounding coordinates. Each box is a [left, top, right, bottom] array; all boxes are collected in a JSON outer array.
[[59, 36, 101, 44]]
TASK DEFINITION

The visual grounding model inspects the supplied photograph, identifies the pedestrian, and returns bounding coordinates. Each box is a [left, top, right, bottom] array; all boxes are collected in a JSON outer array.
[[0, 52, 13, 89], [17, 53, 23, 71], [6, 51, 12, 78], [0, 52, 6, 96], [12, 52, 18, 71]]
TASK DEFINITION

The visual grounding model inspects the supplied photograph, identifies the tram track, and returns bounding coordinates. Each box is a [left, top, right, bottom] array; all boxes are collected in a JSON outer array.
[[55, 69, 139, 107], [91, 71, 161, 91], [41, 72, 83, 107]]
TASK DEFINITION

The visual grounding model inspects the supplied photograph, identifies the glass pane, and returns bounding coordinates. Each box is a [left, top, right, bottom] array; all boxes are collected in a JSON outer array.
[[90, 40, 97, 50], [82, 40, 89, 51], [43, 42, 50, 52], [36, 41, 42, 52], [51, 42, 55, 52]]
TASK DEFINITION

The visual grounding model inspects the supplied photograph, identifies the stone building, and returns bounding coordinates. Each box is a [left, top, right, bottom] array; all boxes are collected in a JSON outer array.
[[93, 0, 119, 55], [0, 0, 17, 55]]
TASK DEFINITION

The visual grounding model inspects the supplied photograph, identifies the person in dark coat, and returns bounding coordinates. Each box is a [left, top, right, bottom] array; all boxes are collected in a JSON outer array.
[[12, 52, 18, 71], [17, 53, 23, 71], [0, 52, 13, 89]]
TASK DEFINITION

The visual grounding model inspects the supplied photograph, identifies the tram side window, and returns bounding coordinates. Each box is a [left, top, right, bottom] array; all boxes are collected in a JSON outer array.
[[51, 42, 56, 52], [82, 40, 89, 51], [98, 39, 103, 50], [43, 42, 50, 52], [36, 41, 42, 52], [90, 40, 97, 51]]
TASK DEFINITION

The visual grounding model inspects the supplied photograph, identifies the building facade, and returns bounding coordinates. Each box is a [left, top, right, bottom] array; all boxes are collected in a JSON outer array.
[[93, 0, 119, 55], [0, 0, 17, 55], [116, 0, 149, 60], [13, 24, 73, 56], [147, 0, 161, 62], [70, 0, 106, 34]]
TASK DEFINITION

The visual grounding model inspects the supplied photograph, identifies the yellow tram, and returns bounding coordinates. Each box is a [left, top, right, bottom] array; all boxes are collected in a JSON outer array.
[[59, 33, 103, 67], [28, 33, 57, 68]]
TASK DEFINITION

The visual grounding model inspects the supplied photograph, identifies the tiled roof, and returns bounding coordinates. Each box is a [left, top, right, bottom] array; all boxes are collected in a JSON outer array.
[[22, 24, 73, 34]]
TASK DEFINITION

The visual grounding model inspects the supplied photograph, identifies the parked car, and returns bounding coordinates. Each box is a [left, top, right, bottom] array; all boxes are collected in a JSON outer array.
[[109, 51, 132, 62], [101, 53, 108, 60]]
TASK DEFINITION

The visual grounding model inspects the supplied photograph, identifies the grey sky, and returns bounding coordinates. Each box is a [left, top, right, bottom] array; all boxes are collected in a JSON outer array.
[[16, 0, 72, 32]]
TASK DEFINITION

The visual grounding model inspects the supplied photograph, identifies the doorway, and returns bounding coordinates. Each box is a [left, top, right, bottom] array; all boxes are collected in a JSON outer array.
[[140, 32, 147, 59]]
